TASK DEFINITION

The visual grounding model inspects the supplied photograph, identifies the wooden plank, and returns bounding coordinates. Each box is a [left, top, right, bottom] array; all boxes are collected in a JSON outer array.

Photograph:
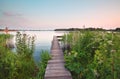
[[45, 70, 71, 77], [48, 60, 65, 64]]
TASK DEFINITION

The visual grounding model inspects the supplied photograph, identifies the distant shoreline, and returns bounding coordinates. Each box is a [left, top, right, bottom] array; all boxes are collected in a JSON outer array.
[[54, 28, 120, 32], [0, 30, 17, 32], [0, 29, 53, 31], [0, 28, 120, 32]]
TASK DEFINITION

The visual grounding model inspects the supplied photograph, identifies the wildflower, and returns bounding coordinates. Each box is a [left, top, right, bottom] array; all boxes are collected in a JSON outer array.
[[93, 69, 100, 77], [111, 49, 116, 53], [74, 52, 78, 57], [107, 40, 114, 45]]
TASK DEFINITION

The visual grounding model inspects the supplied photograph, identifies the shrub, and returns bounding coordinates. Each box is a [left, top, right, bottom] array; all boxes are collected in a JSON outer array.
[[0, 32, 36, 79], [63, 31, 120, 79]]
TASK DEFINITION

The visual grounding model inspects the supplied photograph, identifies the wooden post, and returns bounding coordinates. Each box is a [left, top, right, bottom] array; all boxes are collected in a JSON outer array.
[[4, 27, 9, 34]]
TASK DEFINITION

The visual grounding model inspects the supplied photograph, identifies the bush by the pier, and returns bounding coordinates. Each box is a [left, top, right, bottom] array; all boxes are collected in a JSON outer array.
[[63, 31, 120, 79], [0, 33, 37, 79]]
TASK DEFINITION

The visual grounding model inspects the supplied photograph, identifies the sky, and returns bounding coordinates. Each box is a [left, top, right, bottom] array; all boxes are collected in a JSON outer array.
[[0, 0, 120, 30]]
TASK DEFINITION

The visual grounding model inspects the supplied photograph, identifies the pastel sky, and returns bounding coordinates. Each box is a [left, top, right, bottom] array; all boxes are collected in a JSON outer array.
[[0, 0, 120, 29]]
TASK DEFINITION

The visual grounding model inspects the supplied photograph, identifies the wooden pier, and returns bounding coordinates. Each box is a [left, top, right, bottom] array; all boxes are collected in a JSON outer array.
[[44, 36, 72, 79]]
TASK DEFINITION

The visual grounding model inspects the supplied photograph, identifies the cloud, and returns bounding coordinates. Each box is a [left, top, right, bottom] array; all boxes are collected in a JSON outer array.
[[3, 11, 22, 17], [0, 11, 32, 27], [1, 11, 28, 22]]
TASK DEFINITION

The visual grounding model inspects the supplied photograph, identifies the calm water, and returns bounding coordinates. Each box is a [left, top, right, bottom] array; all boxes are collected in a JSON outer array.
[[0, 31, 65, 62]]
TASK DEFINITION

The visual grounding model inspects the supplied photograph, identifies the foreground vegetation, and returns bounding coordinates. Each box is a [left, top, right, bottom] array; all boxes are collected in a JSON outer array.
[[62, 31, 120, 79], [0, 32, 50, 79], [36, 51, 51, 79]]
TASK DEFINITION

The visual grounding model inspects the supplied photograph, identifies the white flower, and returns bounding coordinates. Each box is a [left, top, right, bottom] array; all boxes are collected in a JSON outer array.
[[107, 40, 114, 45], [111, 50, 116, 53], [74, 52, 78, 57]]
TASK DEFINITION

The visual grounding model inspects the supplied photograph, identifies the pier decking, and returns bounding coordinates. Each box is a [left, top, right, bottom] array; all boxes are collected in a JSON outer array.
[[44, 36, 72, 79]]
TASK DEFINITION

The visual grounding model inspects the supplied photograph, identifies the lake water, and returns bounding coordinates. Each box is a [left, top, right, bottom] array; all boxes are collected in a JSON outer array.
[[0, 31, 66, 62]]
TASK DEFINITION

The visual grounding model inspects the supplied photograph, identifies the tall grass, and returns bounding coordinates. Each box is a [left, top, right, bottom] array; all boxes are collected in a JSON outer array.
[[36, 51, 51, 79], [0, 34, 11, 47]]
